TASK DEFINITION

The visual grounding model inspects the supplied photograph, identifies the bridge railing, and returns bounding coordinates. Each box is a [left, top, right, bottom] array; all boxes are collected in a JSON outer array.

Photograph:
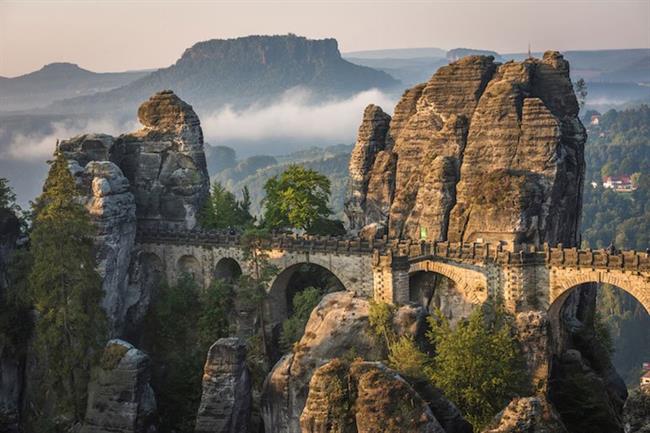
[[136, 224, 390, 254], [136, 223, 649, 270], [547, 245, 650, 272]]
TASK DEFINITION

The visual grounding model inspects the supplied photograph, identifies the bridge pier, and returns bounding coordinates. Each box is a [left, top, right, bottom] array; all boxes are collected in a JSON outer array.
[[371, 251, 410, 304]]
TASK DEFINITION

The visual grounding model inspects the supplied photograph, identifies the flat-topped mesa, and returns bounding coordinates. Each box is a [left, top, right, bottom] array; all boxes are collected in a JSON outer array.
[[345, 51, 586, 250]]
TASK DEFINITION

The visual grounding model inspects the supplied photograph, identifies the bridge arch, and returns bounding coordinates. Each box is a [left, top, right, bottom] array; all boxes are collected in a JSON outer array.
[[177, 254, 202, 282], [213, 257, 242, 283], [408, 259, 489, 324], [266, 262, 346, 329], [409, 260, 489, 303], [549, 268, 650, 314]]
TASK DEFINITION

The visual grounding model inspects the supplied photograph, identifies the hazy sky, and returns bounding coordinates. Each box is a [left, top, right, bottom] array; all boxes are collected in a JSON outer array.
[[1, 0, 649, 77]]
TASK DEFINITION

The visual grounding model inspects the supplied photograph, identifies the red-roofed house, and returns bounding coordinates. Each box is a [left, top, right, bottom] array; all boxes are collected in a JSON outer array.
[[603, 175, 637, 192], [642, 370, 650, 387]]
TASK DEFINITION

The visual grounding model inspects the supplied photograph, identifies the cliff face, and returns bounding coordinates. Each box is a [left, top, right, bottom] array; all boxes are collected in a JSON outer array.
[[59, 90, 209, 336], [345, 52, 586, 249]]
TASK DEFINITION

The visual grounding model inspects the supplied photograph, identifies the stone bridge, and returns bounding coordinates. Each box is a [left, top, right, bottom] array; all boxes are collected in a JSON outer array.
[[136, 225, 650, 326]]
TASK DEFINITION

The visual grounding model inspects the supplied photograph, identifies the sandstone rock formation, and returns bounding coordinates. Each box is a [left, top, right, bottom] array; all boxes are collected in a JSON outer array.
[[300, 359, 446, 433], [345, 52, 586, 249], [195, 338, 251, 433], [112, 90, 209, 230], [261, 291, 427, 433], [59, 90, 209, 337], [64, 149, 138, 337], [81, 339, 157, 433], [482, 396, 567, 433]]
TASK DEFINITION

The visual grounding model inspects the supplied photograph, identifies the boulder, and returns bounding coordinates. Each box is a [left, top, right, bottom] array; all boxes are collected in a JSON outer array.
[[81, 339, 157, 433], [300, 359, 446, 433], [482, 396, 567, 433], [345, 52, 586, 249], [195, 338, 251, 433], [261, 291, 427, 433]]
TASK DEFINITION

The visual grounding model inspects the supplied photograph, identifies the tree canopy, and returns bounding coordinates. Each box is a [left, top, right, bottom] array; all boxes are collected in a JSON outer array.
[[426, 305, 527, 429], [261, 164, 337, 233]]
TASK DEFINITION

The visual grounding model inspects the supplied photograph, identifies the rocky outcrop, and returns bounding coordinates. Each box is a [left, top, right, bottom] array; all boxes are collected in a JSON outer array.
[[300, 359, 445, 433], [261, 291, 427, 433], [410, 381, 474, 433], [59, 90, 210, 337], [483, 396, 567, 433], [345, 52, 586, 249], [623, 388, 650, 433], [195, 338, 251, 433], [65, 152, 138, 337], [345, 105, 392, 231], [112, 90, 209, 230], [81, 340, 157, 433]]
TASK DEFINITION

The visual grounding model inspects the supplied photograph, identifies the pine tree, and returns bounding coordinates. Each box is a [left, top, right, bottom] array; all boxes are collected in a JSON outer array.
[[199, 181, 254, 230], [28, 149, 107, 422]]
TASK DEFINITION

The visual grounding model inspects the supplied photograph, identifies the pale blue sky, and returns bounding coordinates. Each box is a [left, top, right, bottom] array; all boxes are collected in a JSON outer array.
[[1, 0, 648, 77]]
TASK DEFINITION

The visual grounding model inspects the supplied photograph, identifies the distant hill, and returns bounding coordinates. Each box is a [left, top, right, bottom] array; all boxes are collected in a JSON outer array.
[[344, 57, 447, 86], [50, 35, 399, 116], [0, 63, 149, 111], [343, 47, 446, 59]]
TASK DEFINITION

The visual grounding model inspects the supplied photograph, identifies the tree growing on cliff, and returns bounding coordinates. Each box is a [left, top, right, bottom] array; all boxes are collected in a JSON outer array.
[[261, 165, 338, 233], [426, 305, 527, 429], [28, 149, 107, 422], [237, 229, 278, 359]]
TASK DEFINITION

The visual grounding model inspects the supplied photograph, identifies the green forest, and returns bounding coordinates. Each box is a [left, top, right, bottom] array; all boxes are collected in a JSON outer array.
[[580, 105, 650, 386]]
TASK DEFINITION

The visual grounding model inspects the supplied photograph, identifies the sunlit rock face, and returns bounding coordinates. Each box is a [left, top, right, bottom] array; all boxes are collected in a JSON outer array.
[[59, 90, 210, 337], [261, 291, 428, 433], [482, 396, 568, 433], [300, 359, 446, 433], [346, 52, 586, 249]]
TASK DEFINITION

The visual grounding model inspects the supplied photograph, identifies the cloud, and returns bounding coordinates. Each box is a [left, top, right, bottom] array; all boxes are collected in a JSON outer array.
[[201, 88, 396, 144], [0, 118, 137, 161]]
